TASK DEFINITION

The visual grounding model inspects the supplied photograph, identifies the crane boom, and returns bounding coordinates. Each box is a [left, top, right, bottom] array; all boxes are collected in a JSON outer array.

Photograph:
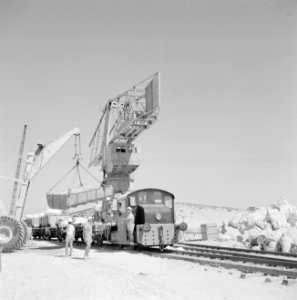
[[9, 124, 27, 216], [89, 73, 160, 165], [13, 127, 80, 219], [89, 73, 160, 193]]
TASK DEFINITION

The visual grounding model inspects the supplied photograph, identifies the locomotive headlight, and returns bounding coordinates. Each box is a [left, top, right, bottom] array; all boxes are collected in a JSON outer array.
[[143, 223, 151, 232], [178, 222, 188, 231], [155, 213, 162, 221]]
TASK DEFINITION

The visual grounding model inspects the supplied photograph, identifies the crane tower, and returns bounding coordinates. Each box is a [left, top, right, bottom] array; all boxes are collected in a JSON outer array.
[[89, 73, 160, 194]]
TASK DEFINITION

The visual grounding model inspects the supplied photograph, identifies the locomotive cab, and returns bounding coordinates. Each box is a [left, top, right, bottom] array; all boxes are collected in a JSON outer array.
[[110, 188, 187, 249]]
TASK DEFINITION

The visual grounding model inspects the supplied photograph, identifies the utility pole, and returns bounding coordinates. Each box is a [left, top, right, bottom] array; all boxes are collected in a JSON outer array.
[[9, 125, 27, 216]]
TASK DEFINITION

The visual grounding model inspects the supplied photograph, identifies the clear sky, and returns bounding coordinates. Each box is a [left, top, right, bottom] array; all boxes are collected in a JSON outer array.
[[0, 0, 297, 216]]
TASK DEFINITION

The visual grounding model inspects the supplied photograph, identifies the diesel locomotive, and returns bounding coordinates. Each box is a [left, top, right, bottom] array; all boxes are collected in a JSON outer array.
[[93, 188, 187, 250]]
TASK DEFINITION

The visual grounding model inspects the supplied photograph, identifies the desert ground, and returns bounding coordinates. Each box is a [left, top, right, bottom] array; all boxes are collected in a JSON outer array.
[[1, 238, 296, 300], [1, 202, 297, 300]]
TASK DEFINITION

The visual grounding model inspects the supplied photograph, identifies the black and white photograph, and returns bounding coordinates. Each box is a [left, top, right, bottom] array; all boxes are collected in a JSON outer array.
[[0, 1, 297, 299]]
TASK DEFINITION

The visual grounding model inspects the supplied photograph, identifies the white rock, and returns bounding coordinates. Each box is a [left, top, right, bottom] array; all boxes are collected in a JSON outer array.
[[229, 211, 248, 229], [265, 227, 287, 242], [278, 227, 297, 253], [245, 207, 267, 229], [266, 208, 288, 230], [271, 197, 294, 220], [219, 226, 242, 242], [279, 235, 293, 253]]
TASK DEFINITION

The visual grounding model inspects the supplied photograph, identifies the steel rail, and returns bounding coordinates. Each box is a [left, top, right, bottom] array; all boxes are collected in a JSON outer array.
[[176, 244, 297, 265], [170, 247, 297, 269], [50, 239, 297, 278], [99, 242, 297, 271], [178, 242, 297, 258], [142, 249, 297, 279]]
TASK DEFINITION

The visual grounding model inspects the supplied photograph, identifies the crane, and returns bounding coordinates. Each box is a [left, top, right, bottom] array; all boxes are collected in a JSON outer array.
[[0, 128, 80, 252], [9, 124, 27, 216], [89, 72, 160, 194], [0, 73, 160, 252], [86, 73, 187, 249], [46, 73, 160, 215]]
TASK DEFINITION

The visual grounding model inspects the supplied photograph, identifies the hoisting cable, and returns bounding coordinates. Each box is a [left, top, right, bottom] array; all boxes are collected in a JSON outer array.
[[73, 133, 101, 184], [78, 163, 101, 184], [75, 159, 83, 187], [47, 164, 78, 194], [47, 132, 101, 194], [72, 133, 83, 186], [73, 134, 82, 161], [71, 168, 77, 186]]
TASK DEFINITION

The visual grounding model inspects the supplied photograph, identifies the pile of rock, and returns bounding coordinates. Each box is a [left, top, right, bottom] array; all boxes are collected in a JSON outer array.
[[219, 198, 297, 253]]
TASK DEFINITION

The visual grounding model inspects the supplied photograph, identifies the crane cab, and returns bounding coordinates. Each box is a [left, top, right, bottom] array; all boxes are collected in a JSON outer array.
[[102, 143, 141, 193], [103, 143, 141, 174]]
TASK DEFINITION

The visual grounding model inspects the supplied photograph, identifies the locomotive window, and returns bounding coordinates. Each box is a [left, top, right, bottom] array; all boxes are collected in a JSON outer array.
[[164, 195, 173, 208], [138, 192, 147, 204], [153, 191, 162, 204], [129, 196, 136, 206]]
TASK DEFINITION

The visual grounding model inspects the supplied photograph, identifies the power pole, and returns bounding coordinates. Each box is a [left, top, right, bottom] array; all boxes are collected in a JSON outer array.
[[9, 125, 27, 216]]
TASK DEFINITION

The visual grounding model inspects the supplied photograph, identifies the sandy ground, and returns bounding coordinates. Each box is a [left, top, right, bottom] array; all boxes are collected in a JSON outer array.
[[175, 204, 237, 231], [1, 240, 296, 300]]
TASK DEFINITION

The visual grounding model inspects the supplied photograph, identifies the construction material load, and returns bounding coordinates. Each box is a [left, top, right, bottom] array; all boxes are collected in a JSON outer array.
[[44, 208, 63, 216], [46, 185, 113, 210], [73, 217, 87, 225], [24, 214, 33, 226], [32, 214, 40, 227], [57, 217, 68, 229], [40, 215, 60, 227]]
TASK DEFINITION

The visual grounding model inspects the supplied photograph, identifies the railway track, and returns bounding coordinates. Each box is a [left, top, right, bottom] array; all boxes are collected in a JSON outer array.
[[49, 238, 297, 278], [178, 242, 297, 258], [138, 243, 297, 279]]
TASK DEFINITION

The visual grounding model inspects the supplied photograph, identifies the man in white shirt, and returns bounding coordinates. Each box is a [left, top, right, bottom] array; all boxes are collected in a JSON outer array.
[[65, 219, 75, 257], [83, 216, 93, 259], [126, 207, 135, 245]]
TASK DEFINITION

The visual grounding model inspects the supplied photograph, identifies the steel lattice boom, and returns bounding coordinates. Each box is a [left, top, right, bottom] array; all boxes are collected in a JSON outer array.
[[89, 73, 160, 193]]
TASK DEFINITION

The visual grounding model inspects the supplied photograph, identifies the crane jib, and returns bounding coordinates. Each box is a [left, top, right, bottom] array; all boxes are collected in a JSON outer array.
[[89, 73, 160, 169]]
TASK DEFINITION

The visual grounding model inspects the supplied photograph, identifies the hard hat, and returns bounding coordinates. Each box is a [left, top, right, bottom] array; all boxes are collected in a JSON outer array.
[[68, 219, 73, 223], [127, 207, 132, 211]]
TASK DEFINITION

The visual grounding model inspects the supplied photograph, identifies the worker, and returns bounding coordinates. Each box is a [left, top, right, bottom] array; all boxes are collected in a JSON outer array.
[[83, 216, 93, 259], [126, 207, 135, 246], [27, 226, 33, 246], [93, 202, 102, 222], [65, 219, 75, 257]]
